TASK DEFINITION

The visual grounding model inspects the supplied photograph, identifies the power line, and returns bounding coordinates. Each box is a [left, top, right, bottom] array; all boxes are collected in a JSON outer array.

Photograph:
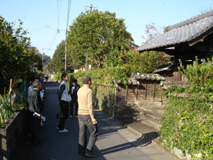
[[46, 32, 58, 55], [29, 25, 57, 33], [57, 0, 62, 30], [29, 26, 49, 32]]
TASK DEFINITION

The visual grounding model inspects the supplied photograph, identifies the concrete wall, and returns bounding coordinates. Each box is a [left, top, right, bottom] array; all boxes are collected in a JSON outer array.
[[0, 109, 27, 160]]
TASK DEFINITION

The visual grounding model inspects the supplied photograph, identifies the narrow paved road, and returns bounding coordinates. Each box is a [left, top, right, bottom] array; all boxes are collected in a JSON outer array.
[[19, 81, 177, 160]]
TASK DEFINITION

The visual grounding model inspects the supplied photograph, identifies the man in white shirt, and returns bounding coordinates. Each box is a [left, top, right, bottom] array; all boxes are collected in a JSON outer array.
[[56, 72, 71, 133]]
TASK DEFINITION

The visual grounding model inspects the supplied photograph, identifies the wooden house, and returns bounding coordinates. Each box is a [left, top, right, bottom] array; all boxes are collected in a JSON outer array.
[[136, 10, 213, 82]]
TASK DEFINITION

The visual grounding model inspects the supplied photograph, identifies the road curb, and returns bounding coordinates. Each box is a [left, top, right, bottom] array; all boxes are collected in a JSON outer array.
[[95, 110, 178, 159], [113, 117, 174, 156]]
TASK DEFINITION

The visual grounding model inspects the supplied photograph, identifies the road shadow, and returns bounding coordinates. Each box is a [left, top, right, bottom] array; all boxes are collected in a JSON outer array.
[[114, 116, 159, 142], [19, 81, 158, 160], [19, 82, 106, 160]]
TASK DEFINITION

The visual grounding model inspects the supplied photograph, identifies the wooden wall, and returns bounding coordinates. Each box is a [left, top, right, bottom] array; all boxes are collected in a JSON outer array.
[[115, 80, 162, 105], [162, 71, 188, 82]]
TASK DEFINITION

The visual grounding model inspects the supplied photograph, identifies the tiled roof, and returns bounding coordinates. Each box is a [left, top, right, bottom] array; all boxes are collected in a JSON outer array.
[[131, 73, 165, 81], [114, 73, 165, 85], [113, 79, 140, 85], [136, 10, 213, 52]]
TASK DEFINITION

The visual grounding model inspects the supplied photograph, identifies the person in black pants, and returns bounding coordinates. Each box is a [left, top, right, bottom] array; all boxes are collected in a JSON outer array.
[[57, 72, 71, 133], [69, 78, 80, 117], [28, 79, 42, 146]]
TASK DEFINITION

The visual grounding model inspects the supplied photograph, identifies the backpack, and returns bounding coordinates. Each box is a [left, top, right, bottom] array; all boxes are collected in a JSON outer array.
[[57, 82, 64, 95]]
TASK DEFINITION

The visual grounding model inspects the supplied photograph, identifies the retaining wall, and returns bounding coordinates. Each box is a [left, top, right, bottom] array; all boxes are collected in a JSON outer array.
[[0, 109, 27, 160]]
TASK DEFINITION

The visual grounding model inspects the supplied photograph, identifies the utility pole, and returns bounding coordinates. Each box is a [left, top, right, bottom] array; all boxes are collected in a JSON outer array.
[[42, 48, 45, 71], [65, 30, 67, 71], [65, 0, 71, 72], [85, 4, 97, 71]]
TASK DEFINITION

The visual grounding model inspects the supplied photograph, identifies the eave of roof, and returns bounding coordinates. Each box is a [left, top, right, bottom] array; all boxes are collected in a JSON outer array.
[[136, 10, 213, 52], [113, 73, 165, 85], [154, 63, 174, 73]]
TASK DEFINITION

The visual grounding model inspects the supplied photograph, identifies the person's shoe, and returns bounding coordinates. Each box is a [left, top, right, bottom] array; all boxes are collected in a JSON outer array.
[[78, 154, 86, 158], [59, 128, 68, 133], [70, 115, 72, 117], [56, 127, 59, 130], [85, 151, 97, 158], [75, 115, 78, 118]]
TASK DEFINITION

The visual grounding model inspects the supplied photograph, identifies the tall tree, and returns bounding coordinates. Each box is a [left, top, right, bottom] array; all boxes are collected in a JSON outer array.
[[42, 54, 51, 67], [48, 40, 66, 73], [0, 16, 32, 91], [32, 50, 43, 71], [67, 10, 133, 69]]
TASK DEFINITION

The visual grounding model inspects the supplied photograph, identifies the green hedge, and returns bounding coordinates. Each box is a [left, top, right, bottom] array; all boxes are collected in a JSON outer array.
[[160, 94, 213, 159], [54, 66, 130, 89], [54, 70, 115, 114], [160, 58, 213, 159]]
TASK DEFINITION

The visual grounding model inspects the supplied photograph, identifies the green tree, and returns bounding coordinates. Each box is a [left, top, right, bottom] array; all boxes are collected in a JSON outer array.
[[67, 10, 133, 69], [104, 49, 169, 73], [42, 54, 51, 67], [48, 40, 67, 73], [32, 50, 43, 71], [0, 16, 32, 91]]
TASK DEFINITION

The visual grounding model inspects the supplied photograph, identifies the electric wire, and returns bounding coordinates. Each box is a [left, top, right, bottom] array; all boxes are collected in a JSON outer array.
[[29, 26, 49, 32], [57, 0, 62, 32], [48, 26, 57, 32], [46, 32, 58, 55], [29, 25, 57, 33]]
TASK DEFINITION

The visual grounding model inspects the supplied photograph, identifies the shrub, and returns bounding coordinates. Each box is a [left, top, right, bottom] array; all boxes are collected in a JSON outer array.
[[0, 88, 27, 127], [160, 57, 213, 159], [104, 50, 169, 74], [160, 95, 213, 159], [53, 73, 61, 81], [178, 57, 213, 93]]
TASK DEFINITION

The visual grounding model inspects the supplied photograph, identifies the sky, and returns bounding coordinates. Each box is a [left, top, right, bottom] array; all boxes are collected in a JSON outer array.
[[1, 0, 213, 59]]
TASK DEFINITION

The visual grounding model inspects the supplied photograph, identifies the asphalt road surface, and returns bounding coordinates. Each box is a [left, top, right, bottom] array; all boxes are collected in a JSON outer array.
[[19, 81, 177, 160]]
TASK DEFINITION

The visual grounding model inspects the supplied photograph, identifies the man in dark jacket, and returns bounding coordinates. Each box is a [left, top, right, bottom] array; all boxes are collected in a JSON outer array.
[[28, 79, 42, 146], [69, 78, 80, 117]]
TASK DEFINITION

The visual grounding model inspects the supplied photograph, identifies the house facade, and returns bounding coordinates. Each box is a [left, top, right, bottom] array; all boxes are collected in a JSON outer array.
[[136, 10, 213, 82]]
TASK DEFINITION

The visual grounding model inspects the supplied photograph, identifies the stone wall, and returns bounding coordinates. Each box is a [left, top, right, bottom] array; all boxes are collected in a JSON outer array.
[[0, 109, 27, 160], [92, 83, 115, 116]]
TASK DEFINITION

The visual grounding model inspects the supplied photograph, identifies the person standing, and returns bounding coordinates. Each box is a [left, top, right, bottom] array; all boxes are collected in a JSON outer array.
[[27, 76, 35, 103], [40, 76, 46, 127], [77, 76, 98, 158], [57, 72, 71, 133], [40, 76, 46, 113], [26, 76, 35, 145], [28, 79, 42, 146], [69, 78, 80, 117]]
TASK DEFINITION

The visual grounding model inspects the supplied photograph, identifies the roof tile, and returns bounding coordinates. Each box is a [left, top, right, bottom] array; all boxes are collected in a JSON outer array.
[[136, 11, 213, 52]]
